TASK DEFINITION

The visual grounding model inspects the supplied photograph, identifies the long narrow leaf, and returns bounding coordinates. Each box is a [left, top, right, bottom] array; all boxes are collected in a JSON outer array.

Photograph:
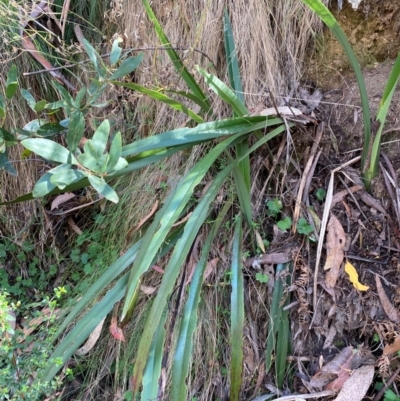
[[197, 67, 248, 117], [141, 308, 168, 401], [265, 263, 286, 371], [300, 0, 371, 170], [141, 0, 211, 113], [230, 214, 244, 401], [223, 9, 244, 104], [111, 81, 204, 123], [121, 116, 283, 157], [131, 123, 288, 392], [171, 200, 232, 400]]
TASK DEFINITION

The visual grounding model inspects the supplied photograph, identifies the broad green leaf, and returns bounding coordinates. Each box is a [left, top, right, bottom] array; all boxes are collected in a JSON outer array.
[[171, 201, 230, 400], [88, 175, 119, 203], [34, 99, 47, 112], [109, 54, 143, 80], [46, 99, 67, 110], [67, 111, 85, 152], [107, 131, 122, 172], [131, 125, 287, 392], [0, 128, 16, 143], [230, 214, 244, 401], [53, 82, 74, 111], [141, 308, 168, 401], [111, 81, 204, 123], [0, 151, 17, 176], [32, 172, 57, 197], [21, 138, 78, 165], [6, 65, 18, 100], [0, 94, 5, 118], [78, 152, 101, 172], [22, 119, 49, 136], [141, 0, 211, 113], [32, 164, 72, 197], [109, 157, 128, 173], [50, 169, 87, 189], [37, 123, 66, 137], [21, 89, 36, 111], [121, 116, 284, 157], [92, 119, 110, 159], [74, 87, 86, 108], [110, 37, 123, 66]]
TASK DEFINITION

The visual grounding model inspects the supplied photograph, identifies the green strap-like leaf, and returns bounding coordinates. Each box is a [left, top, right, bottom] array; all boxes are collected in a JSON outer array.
[[171, 200, 231, 400], [230, 214, 244, 401], [141, 0, 211, 113], [121, 116, 283, 157], [223, 10, 244, 105], [111, 81, 204, 123], [141, 308, 168, 401], [131, 124, 287, 393]]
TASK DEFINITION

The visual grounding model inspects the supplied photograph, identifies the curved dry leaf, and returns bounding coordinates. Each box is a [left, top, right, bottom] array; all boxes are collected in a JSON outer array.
[[51, 193, 76, 210], [333, 365, 374, 401], [75, 317, 105, 355], [375, 276, 400, 323], [344, 260, 369, 291], [324, 214, 346, 288]]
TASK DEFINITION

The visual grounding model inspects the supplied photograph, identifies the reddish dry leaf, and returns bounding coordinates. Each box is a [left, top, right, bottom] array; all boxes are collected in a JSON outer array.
[[383, 336, 400, 356], [324, 214, 346, 288], [325, 353, 353, 391], [375, 276, 400, 323], [110, 316, 125, 342], [51, 193, 75, 210]]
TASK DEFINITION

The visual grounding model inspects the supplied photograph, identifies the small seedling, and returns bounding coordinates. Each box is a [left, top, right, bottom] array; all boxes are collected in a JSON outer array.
[[267, 199, 282, 218], [315, 188, 326, 201], [255, 272, 269, 283], [297, 217, 314, 235], [277, 216, 292, 231]]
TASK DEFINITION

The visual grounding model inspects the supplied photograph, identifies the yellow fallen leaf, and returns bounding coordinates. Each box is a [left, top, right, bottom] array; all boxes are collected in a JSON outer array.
[[344, 260, 369, 291]]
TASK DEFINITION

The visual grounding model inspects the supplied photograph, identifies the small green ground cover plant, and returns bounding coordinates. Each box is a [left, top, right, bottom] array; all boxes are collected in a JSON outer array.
[[0, 289, 66, 400]]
